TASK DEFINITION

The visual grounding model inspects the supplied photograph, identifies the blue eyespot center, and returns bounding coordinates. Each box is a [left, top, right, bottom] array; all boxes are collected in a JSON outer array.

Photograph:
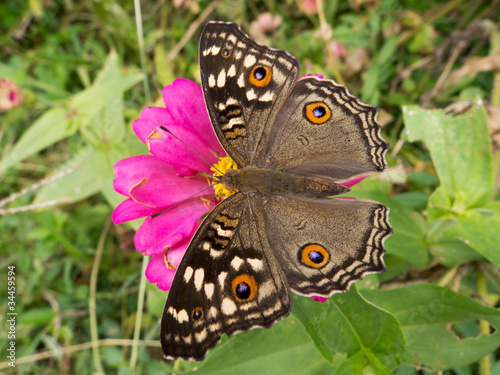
[[253, 67, 267, 81], [312, 106, 326, 118], [309, 251, 324, 264], [236, 282, 251, 300]]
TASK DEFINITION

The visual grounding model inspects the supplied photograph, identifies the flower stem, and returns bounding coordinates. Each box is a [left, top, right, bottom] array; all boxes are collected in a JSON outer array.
[[134, 0, 151, 105], [129, 255, 149, 370], [89, 217, 111, 373], [477, 269, 491, 375]]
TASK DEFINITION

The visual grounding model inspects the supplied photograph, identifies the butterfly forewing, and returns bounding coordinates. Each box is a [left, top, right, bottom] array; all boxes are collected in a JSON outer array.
[[161, 193, 291, 361], [264, 76, 389, 181], [199, 22, 300, 167]]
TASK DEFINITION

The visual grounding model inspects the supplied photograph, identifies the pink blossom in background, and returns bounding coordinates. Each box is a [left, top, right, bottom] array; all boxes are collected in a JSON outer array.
[[0, 78, 23, 111]]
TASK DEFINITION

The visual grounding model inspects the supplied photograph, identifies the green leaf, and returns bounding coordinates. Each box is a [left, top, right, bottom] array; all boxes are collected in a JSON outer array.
[[33, 149, 101, 205], [181, 316, 333, 374], [444, 202, 500, 267], [335, 352, 394, 375], [293, 287, 405, 372], [18, 307, 56, 326], [0, 108, 75, 172], [362, 284, 500, 371], [402, 105, 493, 210], [429, 236, 483, 267]]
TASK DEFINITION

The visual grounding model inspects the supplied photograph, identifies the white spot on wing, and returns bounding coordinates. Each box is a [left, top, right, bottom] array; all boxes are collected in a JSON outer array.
[[217, 69, 226, 88], [184, 267, 194, 283], [194, 268, 205, 291], [237, 73, 245, 88], [244, 54, 257, 67], [205, 283, 214, 299], [259, 91, 275, 102], [211, 46, 221, 55], [222, 297, 238, 315], [246, 89, 257, 101], [231, 256, 244, 271], [247, 258, 263, 271], [218, 272, 227, 289], [227, 64, 236, 77], [177, 309, 189, 323], [208, 74, 216, 88], [195, 329, 208, 342]]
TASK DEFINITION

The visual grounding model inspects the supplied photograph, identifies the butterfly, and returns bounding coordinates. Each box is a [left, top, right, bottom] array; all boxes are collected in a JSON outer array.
[[160, 21, 392, 361]]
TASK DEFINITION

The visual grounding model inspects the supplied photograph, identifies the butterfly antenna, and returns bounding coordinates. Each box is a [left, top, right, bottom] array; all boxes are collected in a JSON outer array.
[[159, 126, 223, 175], [151, 182, 218, 219]]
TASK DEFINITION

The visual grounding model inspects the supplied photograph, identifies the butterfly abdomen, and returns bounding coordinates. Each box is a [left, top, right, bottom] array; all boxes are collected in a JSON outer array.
[[221, 167, 351, 198]]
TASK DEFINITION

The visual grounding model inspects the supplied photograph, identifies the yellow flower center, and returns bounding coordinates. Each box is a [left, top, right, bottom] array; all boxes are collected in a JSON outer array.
[[211, 156, 239, 200]]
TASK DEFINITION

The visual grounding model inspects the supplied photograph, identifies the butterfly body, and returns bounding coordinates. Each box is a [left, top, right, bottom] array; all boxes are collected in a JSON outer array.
[[160, 21, 392, 361], [219, 166, 351, 198]]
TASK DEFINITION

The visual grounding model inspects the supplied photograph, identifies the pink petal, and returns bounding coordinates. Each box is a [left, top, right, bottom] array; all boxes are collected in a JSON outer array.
[[146, 254, 176, 291], [113, 155, 177, 196], [113, 154, 211, 207], [340, 175, 366, 188], [311, 296, 328, 303], [134, 197, 216, 255], [163, 79, 224, 156], [132, 106, 170, 144], [130, 174, 210, 208], [147, 122, 219, 175], [145, 238, 190, 291], [112, 198, 160, 224]]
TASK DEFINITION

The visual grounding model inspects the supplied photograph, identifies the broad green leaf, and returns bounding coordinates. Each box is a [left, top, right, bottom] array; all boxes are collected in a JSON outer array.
[[0, 108, 75, 172], [180, 316, 333, 375], [34, 149, 101, 205], [362, 284, 500, 371], [444, 203, 500, 266], [402, 104, 493, 210], [293, 286, 405, 372], [429, 236, 483, 267]]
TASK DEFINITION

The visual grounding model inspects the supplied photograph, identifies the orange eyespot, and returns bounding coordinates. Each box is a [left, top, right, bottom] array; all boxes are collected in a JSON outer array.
[[231, 274, 258, 302], [249, 65, 272, 87], [222, 47, 231, 58], [191, 307, 203, 320], [300, 244, 329, 268], [305, 102, 331, 124]]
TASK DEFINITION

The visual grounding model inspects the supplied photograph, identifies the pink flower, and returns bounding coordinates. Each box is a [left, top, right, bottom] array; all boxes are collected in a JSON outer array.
[[0, 78, 23, 111], [113, 77, 365, 295], [112, 79, 225, 290]]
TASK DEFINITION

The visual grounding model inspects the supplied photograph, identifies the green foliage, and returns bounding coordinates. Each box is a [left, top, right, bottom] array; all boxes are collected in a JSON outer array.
[[1, 0, 500, 374]]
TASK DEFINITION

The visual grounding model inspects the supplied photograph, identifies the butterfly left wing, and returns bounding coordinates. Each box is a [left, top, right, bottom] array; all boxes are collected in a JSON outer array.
[[161, 193, 291, 361], [199, 21, 300, 167]]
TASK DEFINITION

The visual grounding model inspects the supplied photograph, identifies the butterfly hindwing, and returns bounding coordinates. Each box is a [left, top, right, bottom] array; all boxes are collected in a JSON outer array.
[[161, 193, 291, 361], [199, 21, 300, 167], [260, 195, 392, 297], [263, 76, 389, 181]]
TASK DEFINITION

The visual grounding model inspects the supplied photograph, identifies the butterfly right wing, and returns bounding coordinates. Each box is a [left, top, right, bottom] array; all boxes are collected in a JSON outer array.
[[263, 76, 389, 181], [199, 21, 300, 167], [260, 195, 391, 297], [161, 193, 291, 361]]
